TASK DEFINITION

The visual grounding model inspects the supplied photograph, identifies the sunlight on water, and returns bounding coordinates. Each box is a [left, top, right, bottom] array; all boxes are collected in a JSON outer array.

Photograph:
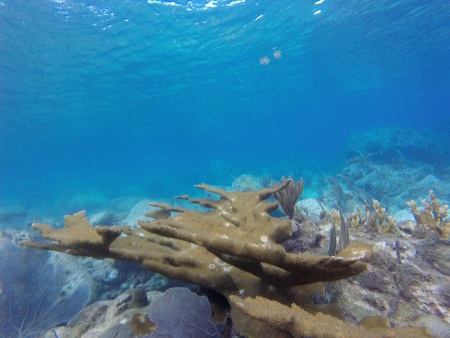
[[0, 0, 448, 203], [146, 0, 247, 10]]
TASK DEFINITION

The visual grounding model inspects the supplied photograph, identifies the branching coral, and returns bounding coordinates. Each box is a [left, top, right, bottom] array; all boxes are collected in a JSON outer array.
[[332, 199, 397, 234], [21, 182, 427, 337], [230, 295, 430, 338], [407, 190, 450, 237], [365, 200, 397, 233]]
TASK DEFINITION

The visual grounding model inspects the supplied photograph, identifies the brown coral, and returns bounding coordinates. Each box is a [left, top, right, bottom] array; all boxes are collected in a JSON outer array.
[[272, 176, 304, 220], [22, 181, 425, 337], [408, 190, 450, 237], [230, 295, 431, 338]]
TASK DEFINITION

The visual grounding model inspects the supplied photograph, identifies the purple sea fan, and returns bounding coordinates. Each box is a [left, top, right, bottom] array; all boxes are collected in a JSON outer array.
[[0, 237, 90, 338], [145, 287, 220, 338]]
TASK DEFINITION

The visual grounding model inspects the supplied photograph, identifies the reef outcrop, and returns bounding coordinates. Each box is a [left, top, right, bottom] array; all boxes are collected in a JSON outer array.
[[22, 181, 429, 337]]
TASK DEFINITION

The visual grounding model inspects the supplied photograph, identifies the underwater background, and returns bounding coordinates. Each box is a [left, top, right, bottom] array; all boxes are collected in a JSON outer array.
[[1, 0, 449, 216], [1, 1, 450, 337]]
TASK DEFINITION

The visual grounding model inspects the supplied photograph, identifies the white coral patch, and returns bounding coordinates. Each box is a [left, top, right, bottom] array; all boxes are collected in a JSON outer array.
[[215, 258, 225, 265], [351, 251, 366, 259]]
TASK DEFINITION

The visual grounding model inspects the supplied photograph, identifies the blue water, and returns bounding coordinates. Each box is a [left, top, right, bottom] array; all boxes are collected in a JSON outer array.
[[1, 0, 449, 211]]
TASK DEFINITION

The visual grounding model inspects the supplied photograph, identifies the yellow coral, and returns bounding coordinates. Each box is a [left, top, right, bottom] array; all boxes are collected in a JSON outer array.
[[408, 190, 450, 237]]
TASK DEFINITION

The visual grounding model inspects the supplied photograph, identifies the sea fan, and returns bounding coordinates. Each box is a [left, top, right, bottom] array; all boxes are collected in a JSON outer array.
[[0, 237, 90, 338], [145, 287, 219, 338]]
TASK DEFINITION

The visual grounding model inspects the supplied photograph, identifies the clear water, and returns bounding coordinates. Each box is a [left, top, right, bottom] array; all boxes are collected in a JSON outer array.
[[1, 0, 449, 210]]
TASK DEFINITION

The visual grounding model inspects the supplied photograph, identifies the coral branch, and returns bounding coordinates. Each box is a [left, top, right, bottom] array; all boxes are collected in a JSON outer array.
[[21, 183, 379, 337], [408, 190, 450, 237]]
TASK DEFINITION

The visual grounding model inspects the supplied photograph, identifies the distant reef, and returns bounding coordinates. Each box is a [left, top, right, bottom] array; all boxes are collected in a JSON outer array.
[[343, 126, 450, 172]]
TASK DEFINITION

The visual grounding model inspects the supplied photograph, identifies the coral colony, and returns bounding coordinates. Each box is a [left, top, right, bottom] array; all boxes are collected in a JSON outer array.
[[21, 178, 442, 337]]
